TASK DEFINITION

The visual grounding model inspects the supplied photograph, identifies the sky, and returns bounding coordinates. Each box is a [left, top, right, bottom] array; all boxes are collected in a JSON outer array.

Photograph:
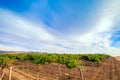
[[0, 0, 120, 55]]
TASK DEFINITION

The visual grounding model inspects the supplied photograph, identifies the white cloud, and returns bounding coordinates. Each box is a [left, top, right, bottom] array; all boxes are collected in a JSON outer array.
[[0, 9, 55, 42], [0, 0, 120, 56], [0, 8, 57, 50], [53, 0, 120, 55], [0, 44, 27, 51], [0, 8, 73, 53]]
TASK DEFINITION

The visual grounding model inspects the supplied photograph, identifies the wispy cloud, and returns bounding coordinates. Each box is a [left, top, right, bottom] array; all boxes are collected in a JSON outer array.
[[52, 0, 120, 55], [0, 9, 56, 50], [0, 0, 120, 56]]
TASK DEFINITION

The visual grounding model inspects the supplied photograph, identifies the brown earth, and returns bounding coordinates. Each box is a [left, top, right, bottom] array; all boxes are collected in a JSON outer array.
[[92, 57, 120, 80], [2, 57, 120, 80]]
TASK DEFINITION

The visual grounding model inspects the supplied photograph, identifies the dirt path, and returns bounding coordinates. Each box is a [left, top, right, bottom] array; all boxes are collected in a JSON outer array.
[[93, 57, 120, 80]]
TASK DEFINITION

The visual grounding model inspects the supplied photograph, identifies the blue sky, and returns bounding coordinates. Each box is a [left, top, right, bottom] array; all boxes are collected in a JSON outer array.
[[0, 0, 120, 55]]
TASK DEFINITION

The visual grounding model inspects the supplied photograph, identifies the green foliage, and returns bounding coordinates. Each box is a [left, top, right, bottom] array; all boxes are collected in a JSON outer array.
[[0, 55, 16, 70], [0, 56, 7, 65], [65, 59, 81, 69], [0, 53, 109, 69], [82, 54, 109, 62]]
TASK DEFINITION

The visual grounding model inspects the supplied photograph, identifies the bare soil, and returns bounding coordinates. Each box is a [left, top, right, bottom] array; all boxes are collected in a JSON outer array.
[[2, 57, 120, 80]]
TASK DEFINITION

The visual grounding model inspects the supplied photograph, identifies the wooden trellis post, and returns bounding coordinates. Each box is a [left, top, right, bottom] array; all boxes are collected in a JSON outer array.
[[0, 72, 4, 80], [78, 66, 84, 80], [91, 62, 95, 72], [59, 64, 61, 77], [9, 66, 12, 80]]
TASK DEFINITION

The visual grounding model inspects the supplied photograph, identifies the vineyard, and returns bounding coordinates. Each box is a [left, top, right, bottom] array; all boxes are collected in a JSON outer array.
[[0, 52, 111, 80], [0, 53, 109, 69]]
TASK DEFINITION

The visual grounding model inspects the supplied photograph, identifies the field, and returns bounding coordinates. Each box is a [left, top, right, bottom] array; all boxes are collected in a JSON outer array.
[[0, 53, 120, 80]]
